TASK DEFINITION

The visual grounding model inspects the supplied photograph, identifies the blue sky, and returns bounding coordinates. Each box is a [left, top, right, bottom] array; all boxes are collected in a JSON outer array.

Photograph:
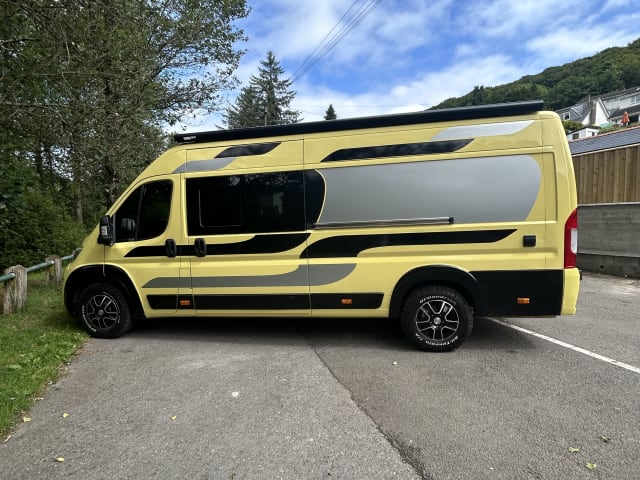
[[183, 0, 640, 131]]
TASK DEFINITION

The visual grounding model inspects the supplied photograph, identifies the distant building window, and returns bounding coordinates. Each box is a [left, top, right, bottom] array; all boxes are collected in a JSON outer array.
[[572, 133, 580, 140], [563, 113, 570, 120]]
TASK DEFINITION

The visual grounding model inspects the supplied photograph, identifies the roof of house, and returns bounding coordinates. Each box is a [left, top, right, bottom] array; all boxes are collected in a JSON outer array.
[[609, 103, 640, 119], [557, 102, 590, 123], [575, 86, 640, 105], [569, 126, 640, 155], [557, 87, 640, 125], [597, 86, 640, 102]]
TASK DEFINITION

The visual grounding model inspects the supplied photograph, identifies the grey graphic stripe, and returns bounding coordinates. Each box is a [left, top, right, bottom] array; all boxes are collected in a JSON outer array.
[[173, 157, 235, 173], [431, 121, 533, 141], [317, 155, 541, 226], [143, 264, 356, 289]]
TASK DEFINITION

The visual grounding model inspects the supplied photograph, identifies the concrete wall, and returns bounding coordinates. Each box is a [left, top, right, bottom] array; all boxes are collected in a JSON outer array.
[[577, 203, 640, 278]]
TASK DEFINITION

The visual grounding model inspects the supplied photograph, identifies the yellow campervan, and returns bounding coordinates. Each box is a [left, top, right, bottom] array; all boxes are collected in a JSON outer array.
[[64, 101, 580, 351]]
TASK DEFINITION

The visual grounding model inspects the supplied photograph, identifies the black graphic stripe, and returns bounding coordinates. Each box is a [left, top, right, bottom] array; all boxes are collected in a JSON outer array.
[[302, 230, 516, 258], [321, 139, 473, 162], [215, 142, 280, 158], [304, 170, 325, 225], [125, 233, 309, 258], [125, 245, 170, 257]]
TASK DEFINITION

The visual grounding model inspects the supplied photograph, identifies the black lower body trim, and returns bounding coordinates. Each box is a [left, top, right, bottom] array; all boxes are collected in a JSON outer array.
[[195, 294, 309, 310], [310, 293, 383, 309], [147, 293, 383, 311], [472, 270, 563, 316], [147, 295, 195, 310]]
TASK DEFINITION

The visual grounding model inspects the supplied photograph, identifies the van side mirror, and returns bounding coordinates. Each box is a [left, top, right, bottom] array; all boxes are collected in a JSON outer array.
[[98, 215, 115, 245]]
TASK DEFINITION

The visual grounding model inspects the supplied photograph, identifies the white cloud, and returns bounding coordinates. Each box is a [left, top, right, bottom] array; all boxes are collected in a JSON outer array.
[[526, 29, 635, 66], [462, 0, 583, 38]]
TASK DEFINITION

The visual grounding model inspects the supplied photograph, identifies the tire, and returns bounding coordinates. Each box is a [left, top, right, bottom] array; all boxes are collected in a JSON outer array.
[[78, 283, 133, 338], [400, 285, 473, 352]]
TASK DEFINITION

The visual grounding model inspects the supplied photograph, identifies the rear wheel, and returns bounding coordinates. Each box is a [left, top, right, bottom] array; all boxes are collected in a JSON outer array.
[[78, 283, 133, 338], [400, 285, 473, 352]]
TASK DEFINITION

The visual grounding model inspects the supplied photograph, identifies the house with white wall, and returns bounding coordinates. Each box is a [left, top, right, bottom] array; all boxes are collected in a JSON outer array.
[[557, 86, 640, 140]]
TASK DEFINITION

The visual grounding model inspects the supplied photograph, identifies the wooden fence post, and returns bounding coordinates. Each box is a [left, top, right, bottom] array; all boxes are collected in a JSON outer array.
[[3, 265, 27, 314], [45, 255, 63, 287]]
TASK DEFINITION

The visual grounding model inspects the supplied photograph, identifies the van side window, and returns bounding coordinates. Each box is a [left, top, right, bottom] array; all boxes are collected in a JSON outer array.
[[114, 180, 173, 243], [186, 172, 305, 235]]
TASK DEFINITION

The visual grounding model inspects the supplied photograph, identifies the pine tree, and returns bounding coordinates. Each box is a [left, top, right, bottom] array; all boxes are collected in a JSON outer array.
[[225, 51, 301, 128], [223, 86, 263, 129], [324, 104, 337, 120]]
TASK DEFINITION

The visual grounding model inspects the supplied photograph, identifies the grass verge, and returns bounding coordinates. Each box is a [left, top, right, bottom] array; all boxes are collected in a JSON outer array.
[[0, 275, 87, 437]]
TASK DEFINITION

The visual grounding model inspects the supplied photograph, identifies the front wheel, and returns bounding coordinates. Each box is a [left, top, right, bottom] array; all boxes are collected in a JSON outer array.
[[78, 283, 133, 338], [400, 285, 473, 352]]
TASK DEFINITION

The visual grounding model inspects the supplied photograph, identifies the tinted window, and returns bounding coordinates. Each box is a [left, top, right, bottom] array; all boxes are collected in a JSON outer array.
[[196, 176, 243, 228], [114, 180, 172, 243], [186, 172, 305, 235]]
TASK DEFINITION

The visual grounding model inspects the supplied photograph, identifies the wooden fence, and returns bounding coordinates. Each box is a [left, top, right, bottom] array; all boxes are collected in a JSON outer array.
[[1, 253, 76, 314], [573, 144, 640, 204]]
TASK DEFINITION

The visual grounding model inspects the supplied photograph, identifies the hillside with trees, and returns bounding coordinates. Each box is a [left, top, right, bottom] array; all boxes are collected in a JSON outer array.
[[433, 38, 640, 110]]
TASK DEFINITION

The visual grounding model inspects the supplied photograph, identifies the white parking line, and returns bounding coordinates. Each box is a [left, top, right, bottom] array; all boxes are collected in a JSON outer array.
[[489, 317, 640, 375]]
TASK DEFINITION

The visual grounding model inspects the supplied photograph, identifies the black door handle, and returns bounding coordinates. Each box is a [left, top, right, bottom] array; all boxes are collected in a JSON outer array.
[[195, 238, 207, 257], [523, 235, 536, 247], [165, 238, 177, 257]]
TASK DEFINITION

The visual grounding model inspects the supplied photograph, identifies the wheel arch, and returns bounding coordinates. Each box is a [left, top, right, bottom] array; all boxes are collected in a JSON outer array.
[[64, 265, 145, 319], [390, 265, 487, 318]]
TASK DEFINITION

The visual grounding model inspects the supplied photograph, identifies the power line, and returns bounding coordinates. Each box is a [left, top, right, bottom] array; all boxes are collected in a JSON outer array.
[[290, 0, 383, 85], [290, 0, 361, 82], [292, 0, 382, 83]]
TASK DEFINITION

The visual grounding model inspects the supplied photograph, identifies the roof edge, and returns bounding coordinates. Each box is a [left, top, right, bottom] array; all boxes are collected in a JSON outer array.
[[174, 100, 545, 145]]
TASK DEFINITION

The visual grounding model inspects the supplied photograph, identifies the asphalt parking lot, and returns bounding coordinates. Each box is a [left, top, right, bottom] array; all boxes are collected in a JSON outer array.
[[1, 272, 639, 479]]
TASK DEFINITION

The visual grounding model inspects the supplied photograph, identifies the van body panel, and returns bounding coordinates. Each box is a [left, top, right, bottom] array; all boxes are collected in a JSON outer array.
[[562, 268, 581, 314], [64, 101, 580, 348]]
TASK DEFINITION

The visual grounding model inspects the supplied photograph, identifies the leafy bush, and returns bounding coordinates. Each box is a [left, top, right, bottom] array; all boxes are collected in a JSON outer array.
[[0, 160, 87, 271]]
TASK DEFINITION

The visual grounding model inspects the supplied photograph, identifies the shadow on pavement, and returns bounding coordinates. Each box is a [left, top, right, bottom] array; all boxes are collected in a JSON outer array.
[[128, 314, 538, 353]]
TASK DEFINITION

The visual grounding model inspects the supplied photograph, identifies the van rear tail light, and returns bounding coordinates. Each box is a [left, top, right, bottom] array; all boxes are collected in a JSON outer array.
[[564, 209, 578, 268]]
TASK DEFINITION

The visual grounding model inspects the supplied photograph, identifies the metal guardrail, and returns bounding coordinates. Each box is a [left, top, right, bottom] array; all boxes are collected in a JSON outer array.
[[0, 253, 77, 284]]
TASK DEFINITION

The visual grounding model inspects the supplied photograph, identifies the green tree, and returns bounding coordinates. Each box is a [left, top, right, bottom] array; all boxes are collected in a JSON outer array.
[[470, 86, 487, 105], [562, 120, 586, 134], [0, 0, 248, 267], [324, 104, 337, 120], [1, 0, 248, 225], [225, 51, 301, 128], [223, 86, 264, 128]]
